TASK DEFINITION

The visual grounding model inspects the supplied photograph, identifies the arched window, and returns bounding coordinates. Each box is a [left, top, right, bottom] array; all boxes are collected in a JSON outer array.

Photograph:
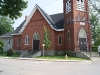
[[79, 28, 87, 38], [77, 0, 85, 11], [33, 31, 40, 40], [77, 15, 80, 21], [58, 36, 62, 45], [17, 38, 21, 45], [66, 18, 68, 23], [67, 30, 70, 44], [82, 16, 86, 21], [70, 16, 71, 22], [25, 35, 29, 45]]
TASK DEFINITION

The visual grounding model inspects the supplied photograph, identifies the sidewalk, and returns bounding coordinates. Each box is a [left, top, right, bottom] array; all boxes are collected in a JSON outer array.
[[90, 57, 100, 61]]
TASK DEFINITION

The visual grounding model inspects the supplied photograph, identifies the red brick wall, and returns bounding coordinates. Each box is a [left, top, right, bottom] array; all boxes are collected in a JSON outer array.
[[13, 35, 22, 50], [21, 9, 55, 50], [54, 31, 64, 50], [63, 0, 92, 51]]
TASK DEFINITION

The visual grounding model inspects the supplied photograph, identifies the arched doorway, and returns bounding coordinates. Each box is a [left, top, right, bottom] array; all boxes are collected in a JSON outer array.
[[78, 28, 87, 51], [33, 31, 40, 53]]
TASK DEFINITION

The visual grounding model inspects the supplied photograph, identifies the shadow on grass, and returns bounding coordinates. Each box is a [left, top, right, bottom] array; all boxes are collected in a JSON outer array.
[[0, 52, 20, 57]]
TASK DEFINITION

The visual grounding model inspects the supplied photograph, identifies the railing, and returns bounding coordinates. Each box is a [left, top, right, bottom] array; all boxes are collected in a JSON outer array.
[[76, 46, 99, 57]]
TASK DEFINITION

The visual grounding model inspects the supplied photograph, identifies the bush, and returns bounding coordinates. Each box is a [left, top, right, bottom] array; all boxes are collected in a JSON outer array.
[[0, 39, 4, 54], [6, 48, 14, 56], [92, 46, 98, 52]]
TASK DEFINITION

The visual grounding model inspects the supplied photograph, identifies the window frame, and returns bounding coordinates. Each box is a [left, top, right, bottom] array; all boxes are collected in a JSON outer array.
[[8, 39, 11, 46], [58, 36, 62, 45], [25, 35, 29, 45], [67, 30, 71, 45], [66, 0, 71, 14], [17, 38, 21, 46], [76, 0, 85, 11]]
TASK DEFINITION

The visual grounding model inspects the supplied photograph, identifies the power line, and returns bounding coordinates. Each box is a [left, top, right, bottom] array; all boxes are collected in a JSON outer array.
[[41, 0, 60, 7]]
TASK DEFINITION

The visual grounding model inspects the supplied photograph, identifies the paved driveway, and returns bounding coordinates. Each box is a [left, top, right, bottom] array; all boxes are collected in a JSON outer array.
[[0, 58, 100, 75]]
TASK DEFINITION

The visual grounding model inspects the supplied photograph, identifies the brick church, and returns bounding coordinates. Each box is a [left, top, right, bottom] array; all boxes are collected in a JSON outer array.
[[1, 0, 92, 55]]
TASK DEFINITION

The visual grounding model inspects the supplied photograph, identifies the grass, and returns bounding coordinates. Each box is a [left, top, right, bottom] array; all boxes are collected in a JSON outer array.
[[0, 53, 88, 60], [0, 52, 20, 57], [36, 56, 88, 60]]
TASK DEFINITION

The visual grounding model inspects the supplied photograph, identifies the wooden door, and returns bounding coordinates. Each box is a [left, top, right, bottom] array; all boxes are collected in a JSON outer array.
[[79, 38, 87, 51]]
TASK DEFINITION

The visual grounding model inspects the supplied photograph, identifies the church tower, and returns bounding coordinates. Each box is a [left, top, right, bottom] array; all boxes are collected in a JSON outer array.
[[63, 0, 92, 51]]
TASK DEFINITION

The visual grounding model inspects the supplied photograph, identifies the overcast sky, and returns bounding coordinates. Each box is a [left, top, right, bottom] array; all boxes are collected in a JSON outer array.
[[13, 0, 63, 29]]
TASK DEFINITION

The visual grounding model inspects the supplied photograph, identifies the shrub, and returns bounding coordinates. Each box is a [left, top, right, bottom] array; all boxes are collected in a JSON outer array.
[[0, 39, 4, 54], [92, 46, 98, 52], [6, 48, 14, 56]]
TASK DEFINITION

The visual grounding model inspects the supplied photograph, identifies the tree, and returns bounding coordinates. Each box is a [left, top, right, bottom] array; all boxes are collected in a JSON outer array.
[[0, 39, 4, 54], [90, 13, 100, 46], [43, 26, 51, 50], [0, 16, 14, 35], [89, 0, 100, 14], [0, 0, 28, 19]]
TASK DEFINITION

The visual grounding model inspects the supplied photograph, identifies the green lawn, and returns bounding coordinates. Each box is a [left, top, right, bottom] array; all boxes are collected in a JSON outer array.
[[36, 56, 88, 60], [0, 53, 88, 60]]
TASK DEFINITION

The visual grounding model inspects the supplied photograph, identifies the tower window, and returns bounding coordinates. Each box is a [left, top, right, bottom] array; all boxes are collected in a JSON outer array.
[[67, 30, 70, 44], [82, 16, 86, 21], [67, 18, 68, 23], [77, 15, 80, 21], [77, 0, 85, 11], [70, 16, 71, 22], [66, 0, 71, 14]]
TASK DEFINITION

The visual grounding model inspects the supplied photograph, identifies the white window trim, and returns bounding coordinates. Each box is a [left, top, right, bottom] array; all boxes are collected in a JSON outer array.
[[25, 35, 29, 45], [58, 36, 62, 45], [8, 39, 10, 46]]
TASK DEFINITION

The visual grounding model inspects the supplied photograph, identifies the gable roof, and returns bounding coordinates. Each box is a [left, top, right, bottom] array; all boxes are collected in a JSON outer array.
[[11, 20, 26, 35], [50, 13, 64, 29], [0, 32, 12, 38], [19, 4, 64, 34]]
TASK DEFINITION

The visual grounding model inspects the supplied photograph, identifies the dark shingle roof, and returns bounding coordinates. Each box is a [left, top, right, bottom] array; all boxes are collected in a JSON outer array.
[[50, 13, 64, 29], [38, 5, 64, 29], [37, 5, 57, 29], [12, 20, 26, 34]]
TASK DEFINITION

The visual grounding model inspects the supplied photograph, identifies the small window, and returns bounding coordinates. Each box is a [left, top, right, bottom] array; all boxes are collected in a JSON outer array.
[[67, 30, 70, 44], [82, 16, 86, 21], [67, 18, 68, 23], [70, 16, 71, 22], [25, 35, 29, 45], [8, 39, 10, 46], [58, 36, 62, 45], [77, 15, 80, 21], [17, 39, 21, 45]]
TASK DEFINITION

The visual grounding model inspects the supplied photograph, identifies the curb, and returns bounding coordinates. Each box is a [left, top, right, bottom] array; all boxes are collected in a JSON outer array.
[[0, 56, 91, 62]]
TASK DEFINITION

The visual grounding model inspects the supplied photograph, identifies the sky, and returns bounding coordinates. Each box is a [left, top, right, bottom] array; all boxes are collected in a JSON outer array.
[[13, 0, 63, 29]]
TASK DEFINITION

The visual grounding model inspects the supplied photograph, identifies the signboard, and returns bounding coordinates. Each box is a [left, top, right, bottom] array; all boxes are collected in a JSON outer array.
[[80, 22, 85, 25], [42, 44, 45, 46]]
